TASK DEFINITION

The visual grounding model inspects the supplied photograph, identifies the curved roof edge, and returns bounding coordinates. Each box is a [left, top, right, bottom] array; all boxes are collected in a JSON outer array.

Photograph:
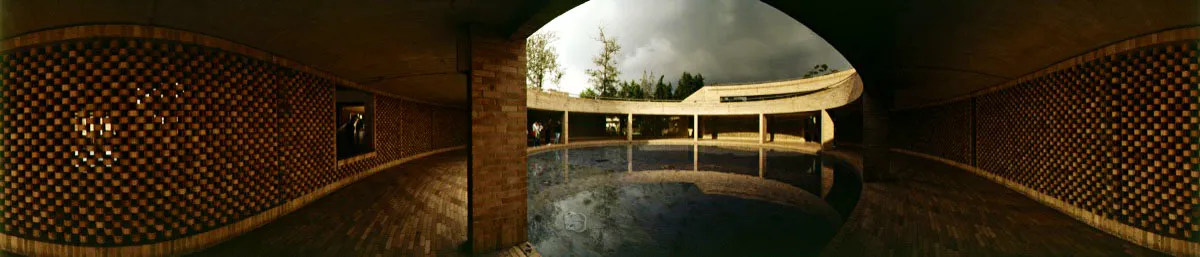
[[681, 69, 858, 103], [528, 70, 863, 115]]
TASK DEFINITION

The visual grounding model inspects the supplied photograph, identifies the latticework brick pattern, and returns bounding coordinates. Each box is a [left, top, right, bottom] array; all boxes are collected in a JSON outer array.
[[896, 40, 1199, 242], [0, 37, 467, 246], [892, 100, 973, 165], [278, 70, 336, 200], [976, 41, 1199, 241], [335, 97, 467, 176]]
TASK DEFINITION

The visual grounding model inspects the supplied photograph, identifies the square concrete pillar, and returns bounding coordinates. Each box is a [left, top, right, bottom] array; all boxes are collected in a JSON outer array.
[[467, 31, 527, 253], [627, 113, 633, 141], [693, 144, 699, 171], [693, 114, 699, 142], [820, 109, 834, 147], [758, 113, 766, 144], [758, 147, 766, 177]]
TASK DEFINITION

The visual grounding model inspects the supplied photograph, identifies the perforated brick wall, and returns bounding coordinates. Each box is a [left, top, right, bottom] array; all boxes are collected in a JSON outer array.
[[976, 40, 1199, 241], [894, 39, 1199, 241], [337, 98, 467, 176], [891, 100, 973, 164], [0, 36, 467, 246]]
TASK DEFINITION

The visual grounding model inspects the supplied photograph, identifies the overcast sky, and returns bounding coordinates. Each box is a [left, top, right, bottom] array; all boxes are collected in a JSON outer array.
[[535, 0, 851, 94]]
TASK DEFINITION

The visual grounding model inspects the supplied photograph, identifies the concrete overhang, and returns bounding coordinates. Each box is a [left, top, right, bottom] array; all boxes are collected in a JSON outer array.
[[1, 0, 545, 107], [4, 0, 1195, 109]]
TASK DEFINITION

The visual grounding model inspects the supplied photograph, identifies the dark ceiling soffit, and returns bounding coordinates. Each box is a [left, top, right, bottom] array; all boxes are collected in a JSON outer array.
[[457, 24, 472, 73], [504, 0, 588, 40], [359, 72, 461, 85], [502, 0, 552, 40], [895, 24, 1200, 112], [758, 0, 901, 88], [894, 66, 1011, 81]]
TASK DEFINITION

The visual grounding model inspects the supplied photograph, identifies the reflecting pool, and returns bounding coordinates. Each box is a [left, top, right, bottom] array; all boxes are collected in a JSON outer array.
[[527, 144, 860, 257]]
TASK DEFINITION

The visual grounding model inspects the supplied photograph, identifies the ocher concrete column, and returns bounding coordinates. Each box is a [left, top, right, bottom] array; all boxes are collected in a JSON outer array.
[[562, 148, 570, 182], [758, 113, 766, 144], [820, 109, 834, 146], [693, 144, 699, 171], [563, 111, 569, 144], [821, 165, 834, 198], [627, 113, 633, 141], [627, 144, 633, 173], [693, 114, 699, 142], [758, 148, 766, 177], [467, 30, 526, 253]]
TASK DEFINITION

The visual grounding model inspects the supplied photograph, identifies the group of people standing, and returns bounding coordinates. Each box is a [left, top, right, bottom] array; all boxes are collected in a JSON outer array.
[[528, 120, 562, 146]]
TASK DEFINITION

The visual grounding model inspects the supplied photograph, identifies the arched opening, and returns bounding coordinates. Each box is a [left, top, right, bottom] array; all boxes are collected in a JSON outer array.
[[513, 1, 864, 255], [0, 1, 1192, 256]]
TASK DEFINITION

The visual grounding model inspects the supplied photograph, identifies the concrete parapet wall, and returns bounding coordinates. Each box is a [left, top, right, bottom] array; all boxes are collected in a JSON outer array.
[[527, 72, 862, 116], [682, 69, 858, 103]]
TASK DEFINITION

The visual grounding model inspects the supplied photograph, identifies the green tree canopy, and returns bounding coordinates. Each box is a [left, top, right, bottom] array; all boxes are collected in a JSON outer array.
[[803, 64, 839, 78], [618, 80, 646, 99], [652, 75, 672, 100], [673, 72, 705, 99], [674, 72, 693, 99], [579, 88, 598, 99], [525, 31, 564, 89]]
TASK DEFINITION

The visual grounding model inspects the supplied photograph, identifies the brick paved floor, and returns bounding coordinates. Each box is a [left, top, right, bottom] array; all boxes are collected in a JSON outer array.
[[190, 150, 470, 257], [820, 149, 1166, 257], [0, 147, 1173, 257]]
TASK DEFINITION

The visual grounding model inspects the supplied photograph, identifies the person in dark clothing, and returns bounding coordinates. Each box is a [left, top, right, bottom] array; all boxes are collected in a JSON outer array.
[[337, 113, 363, 158], [549, 120, 561, 144]]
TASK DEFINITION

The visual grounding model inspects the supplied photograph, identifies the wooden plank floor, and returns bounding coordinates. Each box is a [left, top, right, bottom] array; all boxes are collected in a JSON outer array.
[[820, 149, 1166, 257]]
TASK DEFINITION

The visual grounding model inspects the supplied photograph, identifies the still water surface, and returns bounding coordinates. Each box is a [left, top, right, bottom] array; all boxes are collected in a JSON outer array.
[[527, 144, 859, 257]]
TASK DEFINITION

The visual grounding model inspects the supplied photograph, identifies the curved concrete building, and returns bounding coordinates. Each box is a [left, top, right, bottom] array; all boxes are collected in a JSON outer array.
[[528, 69, 862, 115], [0, 0, 1196, 256]]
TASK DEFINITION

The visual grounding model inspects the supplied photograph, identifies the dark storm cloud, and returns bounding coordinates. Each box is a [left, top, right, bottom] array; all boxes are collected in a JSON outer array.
[[538, 0, 850, 92]]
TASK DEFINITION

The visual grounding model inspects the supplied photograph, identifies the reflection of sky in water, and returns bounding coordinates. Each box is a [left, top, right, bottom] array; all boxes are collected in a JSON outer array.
[[527, 145, 838, 257]]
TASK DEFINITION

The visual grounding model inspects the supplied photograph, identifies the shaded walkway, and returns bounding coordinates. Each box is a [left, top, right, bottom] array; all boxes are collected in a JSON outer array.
[[820, 149, 1164, 257], [191, 151, 469, 257], [3, 147, 1161, 257]]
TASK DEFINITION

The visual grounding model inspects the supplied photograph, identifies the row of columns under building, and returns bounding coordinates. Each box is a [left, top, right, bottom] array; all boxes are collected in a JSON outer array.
[[547, 110, 830, 145]]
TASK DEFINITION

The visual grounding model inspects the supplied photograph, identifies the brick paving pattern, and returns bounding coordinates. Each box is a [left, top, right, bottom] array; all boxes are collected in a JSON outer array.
[[821, 149, 1165, 257], [0, 147, 1171, 256], [191, 150, 469, 257]]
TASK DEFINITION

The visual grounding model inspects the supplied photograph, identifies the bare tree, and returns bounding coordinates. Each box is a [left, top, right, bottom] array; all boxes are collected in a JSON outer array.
[[584, 27, 621, 97]]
